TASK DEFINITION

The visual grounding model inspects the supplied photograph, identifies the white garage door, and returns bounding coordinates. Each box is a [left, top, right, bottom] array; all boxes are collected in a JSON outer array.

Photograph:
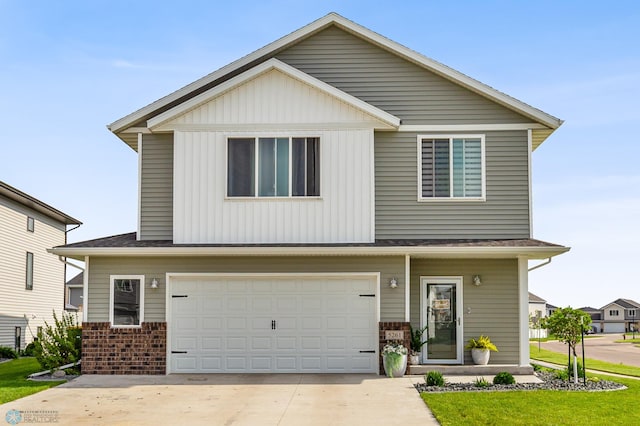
[[604, 322, 625, 333], [169, 275, 378, 373]]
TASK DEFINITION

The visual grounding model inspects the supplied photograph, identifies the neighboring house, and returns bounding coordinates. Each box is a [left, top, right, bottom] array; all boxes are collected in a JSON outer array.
[[578, 306, 602, 333], [528, 292, 548, 339], [598, 299, 640, 333], [0, 181, 81, 350], [546, 303, 558, 317], [50, 13, 569, 375], [65, 272, 84, 314]]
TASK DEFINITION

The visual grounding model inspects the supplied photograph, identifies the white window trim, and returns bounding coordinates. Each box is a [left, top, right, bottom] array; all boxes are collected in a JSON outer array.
[[226, 135, 321, 199], [109, 275, 145, 328], [416, 134, 486, 202], [27, 216, 35, 232]]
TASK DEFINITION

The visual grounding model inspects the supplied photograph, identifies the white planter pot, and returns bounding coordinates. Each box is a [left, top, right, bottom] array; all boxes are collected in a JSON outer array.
[[408, 354, 420, 365], [471, 348, 491, 365], [383, 354, 407, 377]]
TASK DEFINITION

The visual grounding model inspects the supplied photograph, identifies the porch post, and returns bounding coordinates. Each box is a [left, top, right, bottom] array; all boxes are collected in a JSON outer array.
[[518, 256, 529, 367], [83, 256, 89, 323], [404, 254, 410, 322]]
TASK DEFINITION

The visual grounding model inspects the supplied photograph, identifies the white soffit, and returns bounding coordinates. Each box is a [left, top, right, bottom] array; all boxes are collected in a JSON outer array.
[[146, 58, 400, 131], [108, 12, 562, 135]]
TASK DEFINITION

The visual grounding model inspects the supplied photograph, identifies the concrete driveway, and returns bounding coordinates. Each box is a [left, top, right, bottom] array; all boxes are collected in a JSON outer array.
[[0, 374, 438, 425], [538, 333, 640, 367]]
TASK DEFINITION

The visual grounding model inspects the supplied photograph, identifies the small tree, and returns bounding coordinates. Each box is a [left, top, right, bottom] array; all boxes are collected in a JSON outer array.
[[34, 311, 81, 372], [541, 307, 591, 383]]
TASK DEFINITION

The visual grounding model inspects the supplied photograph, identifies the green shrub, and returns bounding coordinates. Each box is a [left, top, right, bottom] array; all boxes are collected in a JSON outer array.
[[568, 361, 586, 379], [22, 342, 37, 357], [0, 346, 18, 359], [532, 363, 542, 372], [493, 371, 516, 385], [555, 369, 569, 380], [34, 311, 81, 371], [473, 377, 491, 388], [425, 371, 446, 386]]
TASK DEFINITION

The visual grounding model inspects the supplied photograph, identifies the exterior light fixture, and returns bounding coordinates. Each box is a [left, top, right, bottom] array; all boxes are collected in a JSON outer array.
[[472, 275, 482, 286], [389, 278, 398, 289], [150, 278, 159, 289]]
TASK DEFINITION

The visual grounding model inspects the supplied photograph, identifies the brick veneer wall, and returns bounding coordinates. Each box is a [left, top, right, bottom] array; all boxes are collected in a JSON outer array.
[[379, 321, 411, 375], [82, 322, 166, 374]]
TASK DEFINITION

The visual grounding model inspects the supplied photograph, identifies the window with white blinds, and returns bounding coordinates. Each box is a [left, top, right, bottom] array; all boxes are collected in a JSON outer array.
[[419, 135, 485, 200]]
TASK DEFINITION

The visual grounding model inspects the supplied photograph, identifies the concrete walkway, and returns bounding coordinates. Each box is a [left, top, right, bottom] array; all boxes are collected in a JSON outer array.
[[0, 374, 439, 426]]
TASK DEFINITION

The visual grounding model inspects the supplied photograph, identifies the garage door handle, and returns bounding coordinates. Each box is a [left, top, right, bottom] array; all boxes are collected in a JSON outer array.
[[172, 295, 188, 298], [171, 351, 188, 354], [359, 350, 375, 353], [359, 294, 375, 297]]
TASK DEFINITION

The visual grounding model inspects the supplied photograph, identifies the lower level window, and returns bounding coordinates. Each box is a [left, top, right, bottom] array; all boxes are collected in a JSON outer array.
[[110, 275, 144, 326]]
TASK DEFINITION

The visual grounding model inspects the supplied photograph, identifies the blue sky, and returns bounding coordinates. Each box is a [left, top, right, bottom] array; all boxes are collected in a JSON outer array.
[[1, 1, 638, 308]]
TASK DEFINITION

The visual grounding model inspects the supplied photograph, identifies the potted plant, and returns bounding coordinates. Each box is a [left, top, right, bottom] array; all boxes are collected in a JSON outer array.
[[382, 342, 408, 377], [465, 335, 498, 365], [409, 324, 428, 365]]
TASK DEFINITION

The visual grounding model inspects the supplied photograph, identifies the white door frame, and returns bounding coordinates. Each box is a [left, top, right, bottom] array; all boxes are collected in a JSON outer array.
[[165, 272, 381, 374], [420, 276, 464, 364]]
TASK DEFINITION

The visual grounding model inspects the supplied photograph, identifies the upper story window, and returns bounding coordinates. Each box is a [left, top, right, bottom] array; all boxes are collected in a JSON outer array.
[[418, 135, 485, 201], [110, 276, 144, 327], [609, 309, 619, 316], [25, 252, 34, 290], [227, 137, 320, 197], [629, 309, 636, 317], [27, 216, 35, 232]]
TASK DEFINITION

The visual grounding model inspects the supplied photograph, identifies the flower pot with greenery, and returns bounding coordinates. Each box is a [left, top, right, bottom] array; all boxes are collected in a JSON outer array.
[[465, 335, 498, 365], [382, 342, 408, 377], [409, 325, 428, 365]]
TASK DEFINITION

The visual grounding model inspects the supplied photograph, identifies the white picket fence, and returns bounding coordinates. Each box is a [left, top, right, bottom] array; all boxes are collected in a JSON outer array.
[[529, 328, 548, 339]]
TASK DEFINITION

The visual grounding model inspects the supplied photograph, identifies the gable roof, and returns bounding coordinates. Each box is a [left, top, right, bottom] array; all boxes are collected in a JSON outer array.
[[66, 272, 84, 286], [528, 292, 547, 304], [147, 58, 400, 131], [0, 181, 81, 225], [108, 12, 562, 150], [601, 298, 640, 310]]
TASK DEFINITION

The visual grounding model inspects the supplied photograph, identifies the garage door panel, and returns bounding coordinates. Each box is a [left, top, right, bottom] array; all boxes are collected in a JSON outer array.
[[171, 276, 377, 373]]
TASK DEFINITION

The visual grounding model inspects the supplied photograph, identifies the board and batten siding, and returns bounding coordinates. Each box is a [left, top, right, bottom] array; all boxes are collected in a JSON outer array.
[[173, 129, 374, 243], [376, 130, 530, 239], [0, 197, 67, 349], [140, 133, 173, 240], [276, 25, 530, 125], [410, 259, 520, 364], [86, 256, 406, 323]]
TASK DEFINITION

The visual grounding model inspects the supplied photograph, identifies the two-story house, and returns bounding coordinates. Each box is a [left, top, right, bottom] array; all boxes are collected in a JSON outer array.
[[598, 299, 640, 333], [50, 13, 569, 375], [1, 181, 81, 350]]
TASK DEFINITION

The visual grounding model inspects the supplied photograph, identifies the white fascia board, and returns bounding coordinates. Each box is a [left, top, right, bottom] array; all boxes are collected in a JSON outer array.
[[147, 58, 399, 130], [49, 245, 569, 261], [398, 123, 548, 132], [108, 12, 561, 134]]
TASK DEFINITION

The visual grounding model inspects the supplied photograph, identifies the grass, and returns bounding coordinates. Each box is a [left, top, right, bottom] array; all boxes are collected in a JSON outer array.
[[421, 374, 640, 425], [0, 358, 65, 404], [529, 344, 640, 377], [615, 338, 640, 344]]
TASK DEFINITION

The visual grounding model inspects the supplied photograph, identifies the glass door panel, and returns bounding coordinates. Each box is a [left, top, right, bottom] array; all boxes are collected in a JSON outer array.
[[421, 277, 462, 364]]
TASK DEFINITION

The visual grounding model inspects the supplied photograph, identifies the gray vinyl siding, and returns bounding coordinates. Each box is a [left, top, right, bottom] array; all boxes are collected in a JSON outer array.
[[87, 256, 406, 323], [276, 25, 529, 125], [140, 133, 173, 240], [376, 130, 530, 239], [410, 259, 519, 364]]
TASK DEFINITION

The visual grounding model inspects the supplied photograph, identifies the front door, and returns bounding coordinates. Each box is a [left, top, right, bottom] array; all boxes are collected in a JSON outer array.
[[420, 277, 463, 364]]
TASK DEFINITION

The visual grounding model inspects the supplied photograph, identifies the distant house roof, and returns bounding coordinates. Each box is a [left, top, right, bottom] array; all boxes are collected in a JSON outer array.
[[528, 292, 547, 304], [600, 298, 640, 310], [0, 181, 81, 225], [546, 303, 558, 310], [578, 306, 600, 312], [66, 272, 83, 286]]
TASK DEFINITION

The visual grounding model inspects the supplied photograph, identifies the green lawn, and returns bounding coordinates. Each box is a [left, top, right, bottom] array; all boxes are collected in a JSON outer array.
[[529, 344, 640, 377], [421, 374, 640, 425], [615, 338, 640, 344], [421, 344, 640, 425], [0, 358, 65, 404]]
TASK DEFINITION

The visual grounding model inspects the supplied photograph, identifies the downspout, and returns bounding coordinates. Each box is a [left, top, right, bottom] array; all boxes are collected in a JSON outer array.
[[528, 257, 552, 272]]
